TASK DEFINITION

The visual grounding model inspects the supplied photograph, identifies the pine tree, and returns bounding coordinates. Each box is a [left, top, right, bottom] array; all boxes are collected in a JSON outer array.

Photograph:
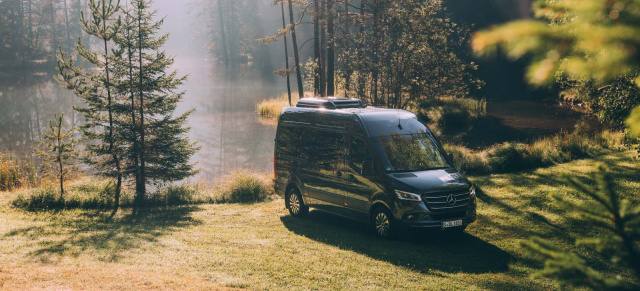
[[55, 0, 125, 216], [34, 114, 76, 198], [521, 165, 640, 290], [128, 0, 198, 209]]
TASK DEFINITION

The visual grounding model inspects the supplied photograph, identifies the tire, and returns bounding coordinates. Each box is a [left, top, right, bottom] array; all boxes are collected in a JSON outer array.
[[286, 188, 308, 217], [371, 206, 395, 238]]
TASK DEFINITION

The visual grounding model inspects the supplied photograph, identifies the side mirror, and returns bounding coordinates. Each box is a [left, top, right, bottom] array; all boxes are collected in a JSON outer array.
[[362, 160, 375, 176]]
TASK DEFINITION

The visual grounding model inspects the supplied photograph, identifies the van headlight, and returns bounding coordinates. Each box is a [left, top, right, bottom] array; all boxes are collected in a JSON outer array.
[[395, 190, 422, 202]]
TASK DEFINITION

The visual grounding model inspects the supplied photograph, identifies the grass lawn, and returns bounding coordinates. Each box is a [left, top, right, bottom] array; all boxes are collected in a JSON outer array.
[[0, 151, 638, 290]]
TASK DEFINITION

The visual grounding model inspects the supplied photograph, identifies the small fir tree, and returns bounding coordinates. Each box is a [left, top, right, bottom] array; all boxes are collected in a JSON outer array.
[[34, 114, 76, 198], [55, 0, 126, 216], [128, 0, 198, 208], [521, 165, 640, 290]]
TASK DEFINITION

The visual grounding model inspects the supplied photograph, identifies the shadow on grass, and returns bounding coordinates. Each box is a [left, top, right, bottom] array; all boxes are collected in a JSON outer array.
[[280, 211, 513, 274], [4, 206, 201, 262]]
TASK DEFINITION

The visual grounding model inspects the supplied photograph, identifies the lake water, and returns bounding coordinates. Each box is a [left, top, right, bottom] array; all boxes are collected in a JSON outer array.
[[0, 60, 283, 182]]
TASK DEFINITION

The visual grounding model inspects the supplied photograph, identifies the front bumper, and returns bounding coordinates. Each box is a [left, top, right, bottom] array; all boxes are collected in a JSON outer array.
[[393, 197, 477, 228]]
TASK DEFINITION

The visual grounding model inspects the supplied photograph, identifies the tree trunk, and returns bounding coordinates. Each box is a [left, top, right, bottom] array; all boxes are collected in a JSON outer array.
[[288, 0, 304, 98], [57, 118, 64, 198], [313, 0, 320, 96], [101, 0, 122, 216], [136, 0, 147, 208], [280, 0, 292, 105], [327, 0, 335, 96], [28, 0, 33, 48], [217, 0, 229, 69], [50, 0, 57, 61], [319, 0, 326, 97], [344, 0, 350, 98], [63, 0, 71, 51]]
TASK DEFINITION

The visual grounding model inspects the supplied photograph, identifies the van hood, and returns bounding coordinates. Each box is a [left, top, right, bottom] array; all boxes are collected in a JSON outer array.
[[387, 168, 470, 193]]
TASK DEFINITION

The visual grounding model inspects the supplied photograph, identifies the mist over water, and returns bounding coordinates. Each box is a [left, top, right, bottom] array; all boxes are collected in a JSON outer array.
[[0, 0, 285, 181]]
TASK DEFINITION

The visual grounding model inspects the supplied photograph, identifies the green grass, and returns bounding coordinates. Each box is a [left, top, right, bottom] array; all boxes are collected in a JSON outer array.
[[10, 170, 273, 211], [0, 151, 638, 290], [445, 130, 628, 175]]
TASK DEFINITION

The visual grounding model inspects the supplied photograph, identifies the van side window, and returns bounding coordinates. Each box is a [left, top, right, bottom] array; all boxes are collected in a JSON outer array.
[[351, 137, 367, 173], [299, 128, 344, 172], [276, 125, 298, 157]]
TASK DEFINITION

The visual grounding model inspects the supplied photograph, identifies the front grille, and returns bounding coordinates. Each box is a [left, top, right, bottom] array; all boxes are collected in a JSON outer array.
[[430, 211, 467, 220], [423, 190, 470, 212]]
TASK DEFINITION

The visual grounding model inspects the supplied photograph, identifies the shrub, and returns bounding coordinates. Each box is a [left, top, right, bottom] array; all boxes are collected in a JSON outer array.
[[444, 144, 490, 175], [487, 143, 529, 173], [220, 170, 271, 203], [12, 186, 62, 211], [417, 97, 486, 134]]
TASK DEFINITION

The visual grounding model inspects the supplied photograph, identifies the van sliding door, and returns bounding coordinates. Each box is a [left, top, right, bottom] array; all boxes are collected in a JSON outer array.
[[298, 128, 345, 211]]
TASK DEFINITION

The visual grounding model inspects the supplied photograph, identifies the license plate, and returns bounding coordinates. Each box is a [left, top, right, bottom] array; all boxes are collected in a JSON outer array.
[[442, 219, 463, 228]]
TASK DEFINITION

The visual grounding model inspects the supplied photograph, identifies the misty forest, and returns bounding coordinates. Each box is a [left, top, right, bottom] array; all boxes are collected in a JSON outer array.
[[0, 0, 639, 290]]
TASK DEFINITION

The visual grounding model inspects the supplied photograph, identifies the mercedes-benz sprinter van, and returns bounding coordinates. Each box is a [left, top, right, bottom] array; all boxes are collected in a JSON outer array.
[[273, 97, 477, 238]]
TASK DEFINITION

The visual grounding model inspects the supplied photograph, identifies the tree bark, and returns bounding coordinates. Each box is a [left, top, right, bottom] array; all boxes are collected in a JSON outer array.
[[319, 0, 326, 96], [63, 0, 71, 51], [313, 0, 320, 96], [288, 0, 304, 98], [50, 0, 57, 61], [136, 0, 146, 208], [326, 0, 335, 96], [217, 0, 229, 69], [280, 0, 292, 105]]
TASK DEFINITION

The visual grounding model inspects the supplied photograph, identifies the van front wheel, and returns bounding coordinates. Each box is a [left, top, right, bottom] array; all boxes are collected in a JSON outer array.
[[371, 207, 395, 238], [286, 188, 308, 217]]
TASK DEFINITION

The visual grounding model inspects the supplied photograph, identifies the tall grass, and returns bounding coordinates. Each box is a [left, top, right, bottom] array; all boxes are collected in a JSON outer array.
[[417, 97, 487, 133], [11, 170, 274, 211], [446, 131, 626, 175], [256, 93, 300, 119], [0, 154, 38, 192]]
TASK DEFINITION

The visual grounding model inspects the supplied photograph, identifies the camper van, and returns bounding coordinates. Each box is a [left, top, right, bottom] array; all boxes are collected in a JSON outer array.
[[273, 98, 476, 238]]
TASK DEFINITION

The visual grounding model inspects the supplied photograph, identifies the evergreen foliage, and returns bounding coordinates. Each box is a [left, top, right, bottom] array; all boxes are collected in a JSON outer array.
[[33, 114, 76, 197], [473, 0, 640, 136], [127, 0, 198, 209], [521, 165, 640, 289], [55, 0, 197, 213], [55, 0, 126, 215]]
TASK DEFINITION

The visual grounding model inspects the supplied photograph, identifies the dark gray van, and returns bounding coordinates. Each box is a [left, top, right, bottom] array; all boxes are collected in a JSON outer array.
[[273, 97, 477, 238]]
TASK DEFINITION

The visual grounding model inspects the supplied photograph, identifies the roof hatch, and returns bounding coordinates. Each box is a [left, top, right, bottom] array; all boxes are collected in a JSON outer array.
[[296, 97, 366, 109]]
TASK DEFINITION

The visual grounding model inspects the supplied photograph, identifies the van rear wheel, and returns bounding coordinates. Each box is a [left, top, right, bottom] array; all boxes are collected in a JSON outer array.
[[371, 207, 395, 238], [286, 188, 308, 217]]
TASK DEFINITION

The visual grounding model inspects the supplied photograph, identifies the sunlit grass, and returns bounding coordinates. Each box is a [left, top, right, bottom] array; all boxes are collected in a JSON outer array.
[[0, 151, 638, 289], [256, 92, 300, 119], [0, 153, 38, 192]]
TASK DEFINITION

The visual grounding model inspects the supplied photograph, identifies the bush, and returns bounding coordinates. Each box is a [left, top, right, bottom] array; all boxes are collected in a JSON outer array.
[[444, 144, 490, 175], [487, 143, 529, 173], [220, 171, 271, 203], [417, 97, 486, 134]]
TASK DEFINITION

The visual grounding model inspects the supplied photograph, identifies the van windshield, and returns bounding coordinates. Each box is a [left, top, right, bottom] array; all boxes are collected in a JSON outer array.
[[374, 133, 449, 172]]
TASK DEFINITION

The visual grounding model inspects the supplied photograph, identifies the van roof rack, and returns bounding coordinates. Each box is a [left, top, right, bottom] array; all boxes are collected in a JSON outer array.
[[296, 97, 366, 109]]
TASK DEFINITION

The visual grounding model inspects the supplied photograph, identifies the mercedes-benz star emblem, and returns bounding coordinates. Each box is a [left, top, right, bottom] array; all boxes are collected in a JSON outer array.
[[446, 194, 456, 206]]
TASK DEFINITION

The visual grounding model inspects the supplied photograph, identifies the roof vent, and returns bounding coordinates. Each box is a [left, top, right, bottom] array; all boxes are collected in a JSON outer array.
[[296, 97, 366, 109]]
